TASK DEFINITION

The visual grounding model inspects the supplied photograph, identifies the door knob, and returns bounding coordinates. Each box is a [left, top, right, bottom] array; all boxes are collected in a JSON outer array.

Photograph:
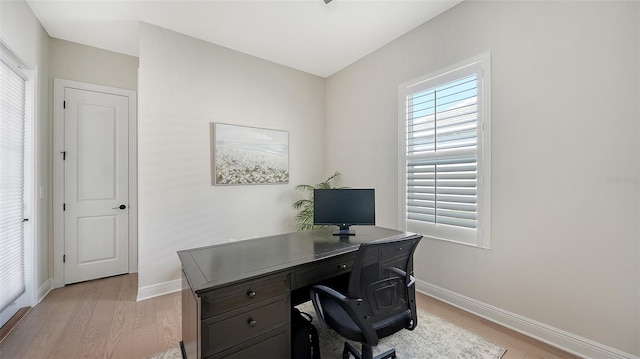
[[112, 204, 127, 210]]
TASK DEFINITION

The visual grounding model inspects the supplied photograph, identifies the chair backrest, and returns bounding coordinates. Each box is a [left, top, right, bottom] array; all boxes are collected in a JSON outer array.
[[347, 235, 422, 327]]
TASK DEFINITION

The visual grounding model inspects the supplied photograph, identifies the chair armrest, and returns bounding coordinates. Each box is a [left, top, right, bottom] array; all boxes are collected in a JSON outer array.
[[309, 285, 346, 328], [382, 267, 418, 330], [310, 285, 380, 346], [310, 284, 347, 301], [384, 267, 416, 288]]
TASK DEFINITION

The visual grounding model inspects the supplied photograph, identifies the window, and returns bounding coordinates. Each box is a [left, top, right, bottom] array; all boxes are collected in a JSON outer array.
[[398, 53, 491, 248], [0, 44, 31, 326]]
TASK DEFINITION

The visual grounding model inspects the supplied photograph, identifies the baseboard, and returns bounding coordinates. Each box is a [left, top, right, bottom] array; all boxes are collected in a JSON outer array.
[[37, 278, 52, 304], [136, 278, 181, 301], [416, 280, 638, 359]]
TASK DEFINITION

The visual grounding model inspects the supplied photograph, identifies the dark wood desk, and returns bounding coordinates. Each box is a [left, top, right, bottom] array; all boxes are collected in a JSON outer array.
[[177, 226, 420, 359]]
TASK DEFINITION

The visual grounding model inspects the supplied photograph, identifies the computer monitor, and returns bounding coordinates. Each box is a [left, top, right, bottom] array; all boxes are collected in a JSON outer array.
[[313, 189, 375, 236]]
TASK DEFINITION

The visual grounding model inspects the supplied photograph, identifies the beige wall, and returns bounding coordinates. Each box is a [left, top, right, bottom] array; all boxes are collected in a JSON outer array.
[[1, 4, 139, 299], [136, 24, 326, 294], [49, 38, 138, 91], [326, 1, 639, 356], [48, 38, 139, 279], [4, 0, 639, 356]]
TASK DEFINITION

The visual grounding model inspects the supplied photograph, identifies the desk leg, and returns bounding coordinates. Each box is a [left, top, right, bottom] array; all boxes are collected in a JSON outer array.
[[182, 270, 199, 359]]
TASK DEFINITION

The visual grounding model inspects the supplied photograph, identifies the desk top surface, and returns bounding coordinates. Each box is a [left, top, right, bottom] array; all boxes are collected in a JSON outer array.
[[178, 226, 415, 294]]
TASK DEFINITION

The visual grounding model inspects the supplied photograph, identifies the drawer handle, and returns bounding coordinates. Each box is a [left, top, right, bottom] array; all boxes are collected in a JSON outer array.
[[247, 290, 257, 299], [248, 318, 257, 328], [338, 264, 347, 270]]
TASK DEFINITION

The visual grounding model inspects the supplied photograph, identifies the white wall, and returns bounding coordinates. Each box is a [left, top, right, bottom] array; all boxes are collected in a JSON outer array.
[[137, 23, 326, 295], [1, 0, 50, 299], [326, 1, 639, 357]]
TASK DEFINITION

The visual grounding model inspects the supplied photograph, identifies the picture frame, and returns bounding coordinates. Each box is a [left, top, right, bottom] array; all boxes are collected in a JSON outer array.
[[211, 122, 289, 185]]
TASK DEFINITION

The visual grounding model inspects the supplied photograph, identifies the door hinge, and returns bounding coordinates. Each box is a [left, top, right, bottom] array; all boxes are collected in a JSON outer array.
[[63, 100, 66, 109], [61, 151, 66, 160], [63, 203, 66, 211], [63, 254, 66, 263]]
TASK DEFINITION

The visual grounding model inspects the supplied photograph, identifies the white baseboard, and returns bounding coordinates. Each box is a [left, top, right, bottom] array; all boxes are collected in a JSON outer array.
[[37, 278, 52, 304], [136, 278, 181, 302], [416, 279, 638, 359]]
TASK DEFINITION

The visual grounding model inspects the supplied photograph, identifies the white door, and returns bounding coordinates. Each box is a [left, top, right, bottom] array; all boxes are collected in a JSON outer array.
[[63, 88, 129, 284]]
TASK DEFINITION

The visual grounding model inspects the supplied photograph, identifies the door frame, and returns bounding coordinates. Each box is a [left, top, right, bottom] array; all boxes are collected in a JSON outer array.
[[53, 78, 137, 288]]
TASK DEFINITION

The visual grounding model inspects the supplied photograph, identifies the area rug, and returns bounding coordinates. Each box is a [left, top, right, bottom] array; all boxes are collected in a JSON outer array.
[[147, 302, 506, 359]]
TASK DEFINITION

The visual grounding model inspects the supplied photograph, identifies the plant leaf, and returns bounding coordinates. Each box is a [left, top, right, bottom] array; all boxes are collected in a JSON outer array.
[[292, 171, 343, 231], [295, 184, 315, 192]]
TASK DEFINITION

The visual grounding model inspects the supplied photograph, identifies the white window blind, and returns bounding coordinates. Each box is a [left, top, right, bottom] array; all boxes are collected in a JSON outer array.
[[399, 54, 491, 247], [0, 57, 26, 312]]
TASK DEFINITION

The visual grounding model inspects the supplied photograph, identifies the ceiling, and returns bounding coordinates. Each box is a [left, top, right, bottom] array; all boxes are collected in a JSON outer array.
[[26, 0, 462, 78]]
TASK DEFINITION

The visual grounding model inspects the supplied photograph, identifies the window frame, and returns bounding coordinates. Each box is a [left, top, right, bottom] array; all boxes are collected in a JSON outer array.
[[398, 53, 491, 248]]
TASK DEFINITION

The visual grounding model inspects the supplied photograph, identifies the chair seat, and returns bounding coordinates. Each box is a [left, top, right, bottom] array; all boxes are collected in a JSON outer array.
[[322, 298, 412, 343]]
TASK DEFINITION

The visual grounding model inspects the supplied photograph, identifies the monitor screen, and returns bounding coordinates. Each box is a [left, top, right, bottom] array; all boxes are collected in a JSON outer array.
[[313, 189, 375, 235]]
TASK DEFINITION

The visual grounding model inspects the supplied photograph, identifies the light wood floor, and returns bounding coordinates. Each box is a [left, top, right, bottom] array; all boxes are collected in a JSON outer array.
[[0, 273, 580, 359], [415, 294, 581, 359]]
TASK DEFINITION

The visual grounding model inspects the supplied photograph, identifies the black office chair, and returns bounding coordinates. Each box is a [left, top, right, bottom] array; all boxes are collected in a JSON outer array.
[[310, 235, 422, 359]]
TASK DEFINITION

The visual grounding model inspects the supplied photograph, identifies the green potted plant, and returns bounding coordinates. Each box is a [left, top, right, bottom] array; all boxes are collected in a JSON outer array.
[[293, 172, 346, 231]]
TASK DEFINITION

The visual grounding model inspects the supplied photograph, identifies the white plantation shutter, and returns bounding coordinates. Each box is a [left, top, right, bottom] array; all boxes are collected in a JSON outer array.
[[407, 74, 478, 228], [0, 57, 26, 312], [400, 54, 491, 247]]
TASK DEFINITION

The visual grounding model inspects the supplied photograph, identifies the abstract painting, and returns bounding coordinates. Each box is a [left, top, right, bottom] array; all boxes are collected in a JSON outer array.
[[211, 123, 289, 185]]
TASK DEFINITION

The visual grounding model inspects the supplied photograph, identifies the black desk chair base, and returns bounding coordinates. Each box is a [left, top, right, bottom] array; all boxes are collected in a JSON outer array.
[[343, 342, 396, 359]]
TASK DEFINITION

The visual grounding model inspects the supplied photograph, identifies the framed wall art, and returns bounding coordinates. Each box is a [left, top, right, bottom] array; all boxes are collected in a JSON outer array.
[[211, 123, 289, 185]]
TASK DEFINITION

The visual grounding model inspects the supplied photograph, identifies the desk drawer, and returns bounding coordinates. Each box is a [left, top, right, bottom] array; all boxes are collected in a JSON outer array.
[[201, 295, 289, 357], [209, 329, 289, 359], [291, 253, 356, 289], [200, 274, 288, 319]]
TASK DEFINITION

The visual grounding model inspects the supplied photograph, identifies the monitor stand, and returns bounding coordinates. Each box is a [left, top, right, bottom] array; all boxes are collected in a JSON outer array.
[[333, 225, 355, 236]]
